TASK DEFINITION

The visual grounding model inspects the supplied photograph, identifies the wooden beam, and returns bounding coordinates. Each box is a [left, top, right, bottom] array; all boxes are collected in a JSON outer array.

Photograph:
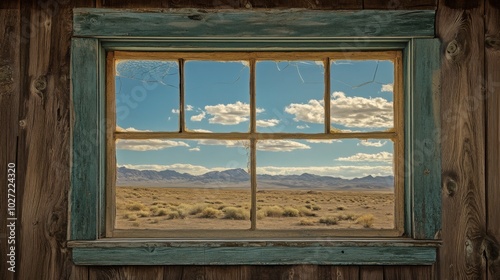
[[0, 7, 20, 280], [485, 0, 500, 278], [437, 0, 486, 278], [73, 9, 435, 38]]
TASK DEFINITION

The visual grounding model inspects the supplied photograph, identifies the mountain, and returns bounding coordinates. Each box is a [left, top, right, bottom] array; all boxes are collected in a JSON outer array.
[[117, 167, 393, 190]]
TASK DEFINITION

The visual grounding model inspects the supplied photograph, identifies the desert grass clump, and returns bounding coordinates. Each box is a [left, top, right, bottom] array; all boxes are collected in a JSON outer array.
[[199, 207, 221, 219], [312, 205, 322, 211], [299, 219, 315, 226], [299, 207, 316, 217], [223, 207, 249, 220], [282, 206, 300, 217], [336, 205, 346, 211], [319, 216, 339, 225], [136, 211, 150, 218], [355, 214, 374, 228], [155, 209, 169, 217], [188, 203, 208, 215], [258, 206, 284, 218], [126, 202, 147, 211], [123, 213, 137, 221]]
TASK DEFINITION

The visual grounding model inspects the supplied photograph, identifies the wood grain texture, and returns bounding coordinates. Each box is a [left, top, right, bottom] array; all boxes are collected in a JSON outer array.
[[73, 9, 436, 38], [364, 0, 436, 10], [0, 7, 20, 280], [102, 0, 168, 8], [359, 266, 383, 280], [437, 1, 487, 279], [383, 265, 433, 279], [412, 38, 442, 239], [72, 246, 436, 265], [485, 0, 500, 279], [16, 0, 77, 279]]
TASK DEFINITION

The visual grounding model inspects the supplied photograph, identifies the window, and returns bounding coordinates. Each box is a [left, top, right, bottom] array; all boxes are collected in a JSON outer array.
[[70, 8, 440, 265], [108, 51, 404, 238]]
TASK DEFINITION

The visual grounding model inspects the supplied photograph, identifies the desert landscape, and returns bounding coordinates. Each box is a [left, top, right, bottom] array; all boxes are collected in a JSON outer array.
[[115, 187, 395, 230]]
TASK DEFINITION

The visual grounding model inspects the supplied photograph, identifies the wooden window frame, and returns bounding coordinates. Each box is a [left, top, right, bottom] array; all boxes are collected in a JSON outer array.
[[69, 8, 441, 265], [107, 50, 405, 238]]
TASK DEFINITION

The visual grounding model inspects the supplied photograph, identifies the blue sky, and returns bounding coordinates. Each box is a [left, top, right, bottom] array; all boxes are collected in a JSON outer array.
[[115, 58, 395, 178]]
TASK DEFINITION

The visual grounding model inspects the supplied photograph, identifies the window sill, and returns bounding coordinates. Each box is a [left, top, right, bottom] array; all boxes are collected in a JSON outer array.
[[69, 238, 439, 265]]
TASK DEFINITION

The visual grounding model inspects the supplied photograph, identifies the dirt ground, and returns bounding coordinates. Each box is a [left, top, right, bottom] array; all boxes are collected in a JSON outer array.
[[115, 187, 395, 231]]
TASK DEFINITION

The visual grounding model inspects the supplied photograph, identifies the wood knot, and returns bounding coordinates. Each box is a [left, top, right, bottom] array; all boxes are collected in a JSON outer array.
[[245, 1, 252, 8], [486, 35, 500, 51], [424, 168, 430, 175], [19, 119, 27, 128], [31, 76, 47, 100], [444, 177, 457, 197], [446, 40, 461, 60]]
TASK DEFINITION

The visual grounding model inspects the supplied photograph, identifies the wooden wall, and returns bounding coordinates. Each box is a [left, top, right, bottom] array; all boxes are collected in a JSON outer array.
[[0, 0, 499, 279]]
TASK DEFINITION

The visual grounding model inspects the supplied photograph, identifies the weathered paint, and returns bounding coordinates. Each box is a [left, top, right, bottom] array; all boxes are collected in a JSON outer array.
[[73, 9, 435, 38]]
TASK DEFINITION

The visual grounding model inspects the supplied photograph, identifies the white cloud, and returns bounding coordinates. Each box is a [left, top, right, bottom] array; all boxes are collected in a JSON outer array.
[[191, 128, 213, 133], [257, 119, 280, 127], [205, 101, 263, 125], [305, 139, 341, 144], [116, 126, 152, 132], [284, 92, 393, 128], [257, 140, 310, 152], [257, 165, 393, 179], [171, 108, 180, 114], [191, 111, 206, 122], [297, 124, 310, 129], [331, 91, 393, 128], [358, 140, 388, 147], [186, 104, 194, 111], [381, 84, 393, 92], [116, 139, 189, 151], [189, 147, 200, 152], [197, 139, 247, 148], [336, 152, 393, 162], [285, 99, 324, 124]]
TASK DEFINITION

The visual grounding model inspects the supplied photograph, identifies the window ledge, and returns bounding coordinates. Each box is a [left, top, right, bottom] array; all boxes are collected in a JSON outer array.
[[69, 238, 439, 265]]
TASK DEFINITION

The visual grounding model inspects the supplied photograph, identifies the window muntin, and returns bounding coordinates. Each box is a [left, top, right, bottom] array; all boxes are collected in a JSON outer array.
[[107, 51, 404, 238]]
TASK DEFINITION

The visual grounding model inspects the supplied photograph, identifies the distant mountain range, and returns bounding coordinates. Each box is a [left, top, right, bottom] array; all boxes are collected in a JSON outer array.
[[117, 167, 394, 191]]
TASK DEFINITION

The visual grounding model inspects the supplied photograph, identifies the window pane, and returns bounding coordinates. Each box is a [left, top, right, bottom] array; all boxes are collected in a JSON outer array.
[[330, 60, 394, 132], [115, 60, 179, 132], [115, 139, 251, 230], [185, 61, 250, 133], [256, 61, 325, 133], [256, 139, 395, 230]]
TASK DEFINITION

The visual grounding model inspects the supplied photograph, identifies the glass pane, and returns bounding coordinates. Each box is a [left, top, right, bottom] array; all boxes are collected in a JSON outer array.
[[115, 139, 251, 230], [256, 61, 325, 133], [256, 139, 395, 230], [330, 60, 394, 132], [185, 61, 250, 133], [115, 60, 179, 132]]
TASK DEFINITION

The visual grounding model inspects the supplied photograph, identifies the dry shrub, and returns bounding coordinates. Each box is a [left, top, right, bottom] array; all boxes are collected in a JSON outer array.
[[131, 222, 140, 227], [258, 206, 283, 218], [136, 211, 150, 218], [223, 207, 249, 220], [299, 207, 316, 217], [319, 216, 338, 225], [123, 213, 137, 221], [299, 219, 315, 226], [334, 213, 358, 221], [355, 214, 374, 228], [155, 209, 169, 216], [200, 207, 221, 218], [282, 206, 300, 217], [312, 205, 321, 211], [189, 204, 208, 215], [336, 205, 346, 211], [126, 202, 146, 211]]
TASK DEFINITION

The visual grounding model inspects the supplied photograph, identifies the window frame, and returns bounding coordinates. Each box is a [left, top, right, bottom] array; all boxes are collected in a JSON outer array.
[[69, 8, 441, 265]]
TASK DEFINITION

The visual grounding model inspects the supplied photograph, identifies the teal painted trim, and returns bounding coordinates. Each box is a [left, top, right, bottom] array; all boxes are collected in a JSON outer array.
[[412, 38, 442, 239], [72, 246, 436, 265], [98, 44, 106, 239], [403, 42, 413, 236], [100, 40, 408, 51], [70, 38, 100, 240], [73, 9, 435, 38]]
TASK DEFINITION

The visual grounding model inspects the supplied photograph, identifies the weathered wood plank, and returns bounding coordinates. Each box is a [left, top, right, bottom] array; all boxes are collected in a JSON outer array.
[[102, 0, 168, 8], [70, 37, 100, 241], [167, 0, 240, 8], [485, 0, 500, 278], [0, 7, 20, 280], [72, 246, 436, 265], [364, 0, 436, 10], [412, 38, 442, 239], [383, 265, 433, 279], [245, 0, 362, 9], [359, 266, 383, 280], [73, 9, 435, 38], [437, 1, 487, 279]]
